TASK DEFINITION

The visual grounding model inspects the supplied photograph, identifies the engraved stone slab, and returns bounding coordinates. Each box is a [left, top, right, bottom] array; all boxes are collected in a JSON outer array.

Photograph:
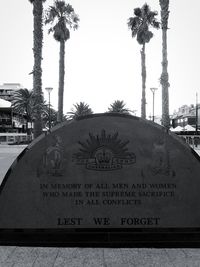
[[0, 113, 200, 229]]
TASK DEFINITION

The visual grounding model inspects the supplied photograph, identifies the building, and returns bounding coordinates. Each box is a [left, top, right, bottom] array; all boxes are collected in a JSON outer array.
[[0, 97, 31, 144], [170, 104, 200, 149], [0, 98, 27, 132], [0, 83, 28, 135], [0, 83, 23, 102], [0, 82, 47, 143], [171, 104, 200, 129]]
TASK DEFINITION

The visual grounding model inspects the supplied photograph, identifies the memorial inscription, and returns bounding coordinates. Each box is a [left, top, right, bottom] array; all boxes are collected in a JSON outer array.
[[39, 182, 176, 205]]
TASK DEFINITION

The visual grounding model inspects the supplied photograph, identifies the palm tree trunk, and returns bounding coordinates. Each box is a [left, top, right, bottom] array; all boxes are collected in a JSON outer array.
[[26, 121, 31, 136], [161, 29, 170, 128], [141, 44, 146, 119], [32, 0, 43, 138], [160, 0, 170, 129], [57, 40, 65, 123]]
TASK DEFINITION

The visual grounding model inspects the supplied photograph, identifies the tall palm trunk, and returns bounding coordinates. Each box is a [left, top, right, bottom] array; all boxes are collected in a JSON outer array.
[[141, 44, 146, 119], [32, 0, 43, 138], [26, 121, 32, 136], [160, 0, 170, 129], [57, 40, 65, 123]]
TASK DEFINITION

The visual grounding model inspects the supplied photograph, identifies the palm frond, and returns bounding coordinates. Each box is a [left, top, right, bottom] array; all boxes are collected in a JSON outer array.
[[108, 100, 130, 114], [67, 102, 93, 120], [29, 0, 46, 3], [151, 20, 160, 29], [45, 0, 79, 42], [45, 6, 60, 25], [127, 17, 141, 37], [142, 3, 150, 16], [128, 3, 159, 45], [12, 89, 34, 120], [64, 3, 74, 14], [134, 7, 142, 17], [53, 21, 70, 41], [12, 88, 47, 122]]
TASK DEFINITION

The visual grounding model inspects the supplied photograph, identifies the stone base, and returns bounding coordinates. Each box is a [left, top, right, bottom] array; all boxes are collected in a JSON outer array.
[[1, 228, 200, 248]]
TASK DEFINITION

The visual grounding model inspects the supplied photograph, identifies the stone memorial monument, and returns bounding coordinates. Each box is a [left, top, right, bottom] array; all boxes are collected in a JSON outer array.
[[0, 113, 200, 246]]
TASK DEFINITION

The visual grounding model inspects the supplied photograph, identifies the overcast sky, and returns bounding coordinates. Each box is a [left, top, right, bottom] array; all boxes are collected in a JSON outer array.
[[0, 0, 200, 118]]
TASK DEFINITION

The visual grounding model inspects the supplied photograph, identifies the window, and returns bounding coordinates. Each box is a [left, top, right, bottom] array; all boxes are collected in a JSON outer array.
[[0, 136, 6, 142], [7, 136, 14, 142]]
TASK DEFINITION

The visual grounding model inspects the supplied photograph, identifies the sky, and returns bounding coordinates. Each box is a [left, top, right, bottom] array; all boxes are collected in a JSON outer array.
[[0, 0, 200, 118]]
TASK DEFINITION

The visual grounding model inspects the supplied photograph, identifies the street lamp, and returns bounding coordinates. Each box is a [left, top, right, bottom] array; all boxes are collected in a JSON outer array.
[[196, 92, 199, 134], [150, 87, 158, 122], [45, 87, 53, 130]]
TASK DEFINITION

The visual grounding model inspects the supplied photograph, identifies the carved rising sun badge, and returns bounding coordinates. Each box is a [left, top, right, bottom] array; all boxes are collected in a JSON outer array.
[[73, 129, 136, 171]]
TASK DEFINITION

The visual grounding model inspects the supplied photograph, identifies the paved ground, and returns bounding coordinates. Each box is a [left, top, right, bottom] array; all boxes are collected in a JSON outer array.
[[0, 145, 200, 266], [1, 247, 200, 267], [0, 145, 26, 183]]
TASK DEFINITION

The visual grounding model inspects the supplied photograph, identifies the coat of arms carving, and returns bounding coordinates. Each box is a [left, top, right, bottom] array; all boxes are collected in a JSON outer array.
[[37, 135, 65, 177], [73, 129, 136, 171]]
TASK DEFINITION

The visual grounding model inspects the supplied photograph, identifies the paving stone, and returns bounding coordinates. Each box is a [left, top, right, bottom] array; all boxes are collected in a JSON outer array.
[[0, 262, 13, 267], [54, 248, 84, 267], [56, 247, 78, 258], [0, 246, 16, 263], [0, 247, 200, 266], [182, 248, 200, 259], [81, 248, 104, 267], [129, 249, 153, 267], [144, 251, 172, 267], [0, 247, 37, 267], [118, 248, 140, 267], [165, 248, 187, 266], [103, 248, 127, 266], [183, 258, 200, 267], [33, 247, 59, 267], [120, 248, 171, 267]]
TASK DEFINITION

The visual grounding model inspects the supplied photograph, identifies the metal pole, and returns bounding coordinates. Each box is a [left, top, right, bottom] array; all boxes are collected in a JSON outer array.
[[196, 92, 198, 134], [150, 88, 158, 122], [152, 91, 155, 122], [45, 87, 53, 131], [48, 92, 51, 130]]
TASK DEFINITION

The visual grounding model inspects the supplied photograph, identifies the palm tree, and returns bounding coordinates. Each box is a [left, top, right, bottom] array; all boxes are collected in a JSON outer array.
[[107, 100, 130, 114], [29, 0, 46, 138], [42, 106, 61, 128], [128, 4, 159, 119], [67, 102, 93, 120], [12, 88, 47, 136], [160, 0, 170, 129], [45, 0, 79, 123], [12, 89, 35, 136]]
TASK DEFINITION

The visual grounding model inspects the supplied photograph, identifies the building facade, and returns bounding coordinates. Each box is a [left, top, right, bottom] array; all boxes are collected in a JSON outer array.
[[171, 104, 200, 129], [0, 83, 23, 102], [0, 99, 27, 133], [0, 85, 31, 143]]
